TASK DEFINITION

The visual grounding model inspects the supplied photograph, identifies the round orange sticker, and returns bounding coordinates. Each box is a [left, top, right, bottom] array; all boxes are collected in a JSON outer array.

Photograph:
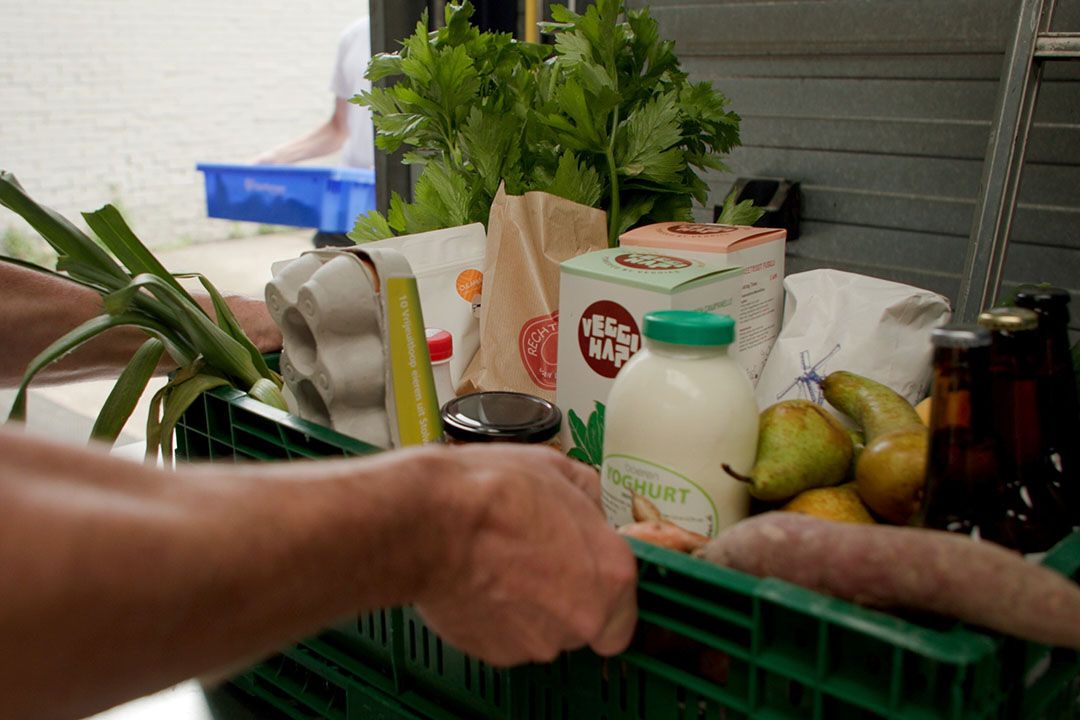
[[456, 269, 483, 302]]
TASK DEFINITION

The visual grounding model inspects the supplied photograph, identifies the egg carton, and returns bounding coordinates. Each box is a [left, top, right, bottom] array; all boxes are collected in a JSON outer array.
[[266, 247, 442, 449]]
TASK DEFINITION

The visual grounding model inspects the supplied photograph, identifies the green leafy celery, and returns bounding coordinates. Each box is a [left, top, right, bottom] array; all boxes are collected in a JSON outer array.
[[350, 0, 751, 246]]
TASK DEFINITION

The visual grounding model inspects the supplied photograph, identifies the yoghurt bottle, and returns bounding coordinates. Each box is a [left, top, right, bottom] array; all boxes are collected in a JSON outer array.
[[600, 310, 759, 537]]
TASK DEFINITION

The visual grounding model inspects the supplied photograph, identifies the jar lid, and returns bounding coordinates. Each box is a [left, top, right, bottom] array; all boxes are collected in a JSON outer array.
[[931, 324, 992, 348], [441, 391, 561, 443], [426, 328, 453, 362], [643, 310, 735, 346], [977, 306, 1038, 332]]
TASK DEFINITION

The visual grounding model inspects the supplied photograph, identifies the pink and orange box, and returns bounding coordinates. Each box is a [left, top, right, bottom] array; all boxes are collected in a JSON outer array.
[[619, 222, 787, 384]]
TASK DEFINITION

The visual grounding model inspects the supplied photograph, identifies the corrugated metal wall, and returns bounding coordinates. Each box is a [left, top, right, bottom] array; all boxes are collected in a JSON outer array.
[[628, 0, 1080, 331]]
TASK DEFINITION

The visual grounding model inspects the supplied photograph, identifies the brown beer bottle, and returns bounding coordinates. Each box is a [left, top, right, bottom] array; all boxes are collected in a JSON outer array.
[[1014, 287, 1080, 527], [918, 325, 998, 539], [978, 307, 1073, 554]]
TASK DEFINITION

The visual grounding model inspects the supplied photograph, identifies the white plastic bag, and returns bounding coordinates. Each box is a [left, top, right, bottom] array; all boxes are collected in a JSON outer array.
[[755, 269, 951, 410], [363, 223, 486, 385]]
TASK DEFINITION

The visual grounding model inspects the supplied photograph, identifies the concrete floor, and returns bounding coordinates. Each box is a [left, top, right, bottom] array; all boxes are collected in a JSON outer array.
[[0, 229, 312, 448]]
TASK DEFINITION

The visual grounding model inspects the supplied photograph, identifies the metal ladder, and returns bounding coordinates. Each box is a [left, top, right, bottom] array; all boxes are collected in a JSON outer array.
[[955, 0, 1080, 322]]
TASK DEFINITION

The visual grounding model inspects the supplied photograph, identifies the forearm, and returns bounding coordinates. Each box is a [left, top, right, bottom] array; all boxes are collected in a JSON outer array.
[[0, 263, 149, 386], [254, 123, 348, 165], [0, 262, 281, 387], [0, 428, 454, 719]]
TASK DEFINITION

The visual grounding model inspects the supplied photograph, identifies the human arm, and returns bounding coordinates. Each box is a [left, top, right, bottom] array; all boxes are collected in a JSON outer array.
[[0, 429, 637, 719], [252, 98, 351, 165], [0, 261, 281, 387]]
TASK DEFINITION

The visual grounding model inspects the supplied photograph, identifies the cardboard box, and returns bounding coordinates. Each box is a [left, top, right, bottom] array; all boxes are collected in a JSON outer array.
[[556, 248, 742, 457], [619, 222, 786, 385]]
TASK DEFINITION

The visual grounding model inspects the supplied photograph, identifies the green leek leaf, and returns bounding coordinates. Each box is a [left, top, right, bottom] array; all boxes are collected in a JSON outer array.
[[144, 382, 169, 464], [158, 372, 230, 462], [104, 274, 261, 388], [247, 378, 289, 412], [0, 171, 128, 287], [82, 205, 197, 303], [6, 312, 175, 423], [191, 275, 275, 382], [90, 338, 165, 444]]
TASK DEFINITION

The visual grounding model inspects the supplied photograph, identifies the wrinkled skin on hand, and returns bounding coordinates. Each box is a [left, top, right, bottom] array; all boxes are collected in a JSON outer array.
[[415, 444, 637, 666]]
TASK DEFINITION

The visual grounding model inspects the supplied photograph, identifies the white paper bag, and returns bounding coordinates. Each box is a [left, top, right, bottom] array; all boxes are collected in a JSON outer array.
[[755, 269, 951, 411], [363, 224, 486, 386]]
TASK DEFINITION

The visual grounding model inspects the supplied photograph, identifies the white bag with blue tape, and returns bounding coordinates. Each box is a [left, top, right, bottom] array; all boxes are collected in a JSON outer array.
[[755, 269, 951, 412]]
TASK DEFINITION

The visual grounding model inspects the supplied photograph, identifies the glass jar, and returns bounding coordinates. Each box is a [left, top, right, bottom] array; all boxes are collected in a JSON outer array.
[[440, 391, 561, 445]]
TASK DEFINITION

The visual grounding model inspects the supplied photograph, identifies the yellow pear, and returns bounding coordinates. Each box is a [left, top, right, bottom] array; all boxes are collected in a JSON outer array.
[[914, 397, 932, 426], [781, 484, 875, 524]]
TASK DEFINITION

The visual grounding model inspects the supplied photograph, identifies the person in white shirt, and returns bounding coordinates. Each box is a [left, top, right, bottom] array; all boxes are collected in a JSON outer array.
[[256, 17, 374, 247]]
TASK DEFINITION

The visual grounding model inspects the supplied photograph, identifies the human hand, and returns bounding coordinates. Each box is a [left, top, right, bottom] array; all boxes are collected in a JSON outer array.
[[416, 444, 637, 666], [251, 150, 279, 165], [224, 295, 282, 353]]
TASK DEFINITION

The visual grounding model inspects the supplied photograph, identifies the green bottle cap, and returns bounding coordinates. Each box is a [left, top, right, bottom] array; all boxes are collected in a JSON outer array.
[[643, 310, 735, 346]]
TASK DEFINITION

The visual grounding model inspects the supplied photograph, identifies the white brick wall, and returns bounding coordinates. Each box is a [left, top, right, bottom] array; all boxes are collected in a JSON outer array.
[[0, 0, 369, 248]]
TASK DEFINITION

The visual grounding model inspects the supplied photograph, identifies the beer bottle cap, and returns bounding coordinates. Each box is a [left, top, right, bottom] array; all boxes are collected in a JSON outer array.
[[931, 324, 992, 348], [1015, 287, 1071, 322], [977, 307, 1038, 332]]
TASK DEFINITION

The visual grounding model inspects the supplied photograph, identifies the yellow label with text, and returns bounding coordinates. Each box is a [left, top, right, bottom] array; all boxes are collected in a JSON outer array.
[[385, 277, 442, 446]]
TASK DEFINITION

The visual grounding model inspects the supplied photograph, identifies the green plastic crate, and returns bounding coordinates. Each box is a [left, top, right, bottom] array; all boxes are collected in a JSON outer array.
[[175, 381, 1080, 719]]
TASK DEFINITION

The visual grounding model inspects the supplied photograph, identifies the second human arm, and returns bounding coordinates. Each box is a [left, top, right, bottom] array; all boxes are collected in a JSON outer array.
[[252, 99, 351, 165], [0, 261, 281, 387]]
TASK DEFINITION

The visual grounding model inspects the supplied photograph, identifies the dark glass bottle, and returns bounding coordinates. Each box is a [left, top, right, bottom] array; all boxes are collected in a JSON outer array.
[[1015, 287, 1080, 526], [978, 307, 1073, 554], [918, 325, 998, 539]]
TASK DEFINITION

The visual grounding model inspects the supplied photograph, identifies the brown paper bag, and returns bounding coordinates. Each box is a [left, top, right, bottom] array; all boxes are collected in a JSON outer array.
[[459, 184, 607, 401]]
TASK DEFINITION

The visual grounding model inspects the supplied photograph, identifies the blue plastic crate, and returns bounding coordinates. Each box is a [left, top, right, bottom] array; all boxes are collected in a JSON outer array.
[[196, 163, 376, 233]]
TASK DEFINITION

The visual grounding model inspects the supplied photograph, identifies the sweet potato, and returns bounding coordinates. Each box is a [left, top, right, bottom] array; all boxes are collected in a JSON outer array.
[[619, 521, 709, 553], [695, 512, 1080, 649]]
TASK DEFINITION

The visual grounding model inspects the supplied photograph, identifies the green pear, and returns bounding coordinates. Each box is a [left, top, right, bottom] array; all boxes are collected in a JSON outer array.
[[820, 371, 922, 443], [855, 427, 928, 525], [847, 427, 865, 472], [724, 400, 854, 502]]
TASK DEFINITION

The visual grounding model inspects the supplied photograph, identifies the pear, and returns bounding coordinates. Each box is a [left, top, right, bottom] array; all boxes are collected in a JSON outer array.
[[820, 371, 922, 442], [724, 400, 853, 502], [847, 427, 865, 475], [914, 397, 932, 426], [855, 426, 928, 525], [782, 484, 875, 524]]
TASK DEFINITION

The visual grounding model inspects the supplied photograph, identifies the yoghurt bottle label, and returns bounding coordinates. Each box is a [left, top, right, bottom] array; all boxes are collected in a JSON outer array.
[[602, 454, 719, 537]]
